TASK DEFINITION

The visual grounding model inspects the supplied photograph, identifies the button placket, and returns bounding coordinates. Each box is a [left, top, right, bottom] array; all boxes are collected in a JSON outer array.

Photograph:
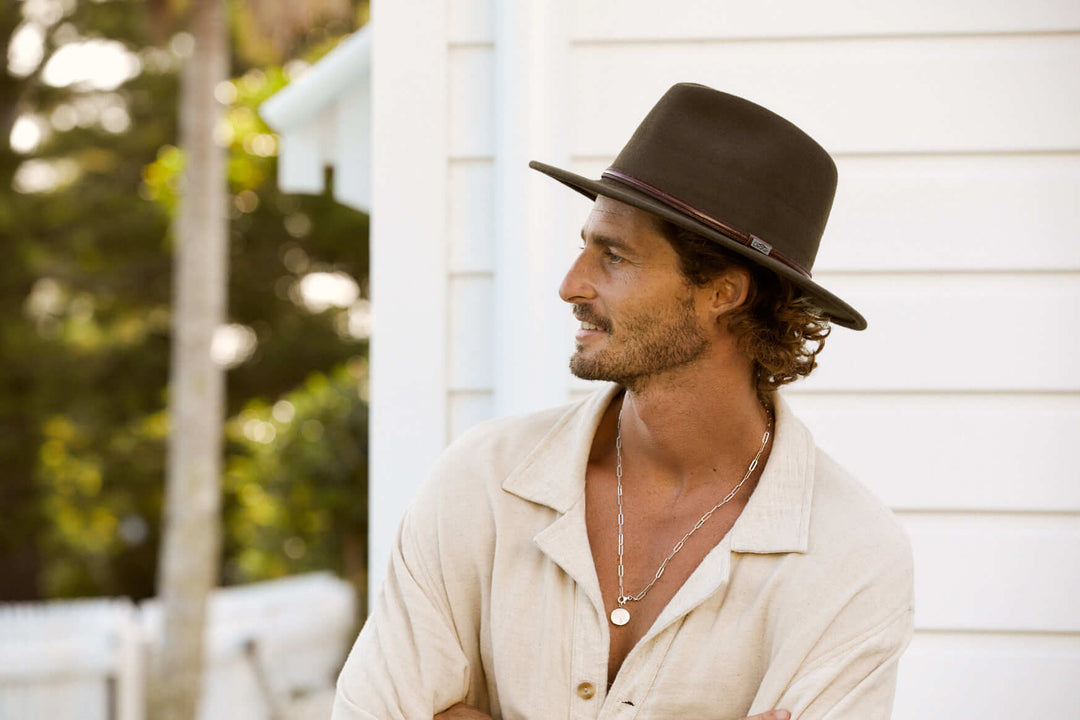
[[602, 616, 685, 719], [569, 584, 608, 716]]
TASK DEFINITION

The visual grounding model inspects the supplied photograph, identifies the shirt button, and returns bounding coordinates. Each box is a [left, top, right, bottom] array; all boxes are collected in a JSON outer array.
[[576, 682, 596, 699]]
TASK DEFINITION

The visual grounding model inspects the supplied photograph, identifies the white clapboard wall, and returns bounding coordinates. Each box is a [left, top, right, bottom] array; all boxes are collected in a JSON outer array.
[[370, 0, 1080, 715]]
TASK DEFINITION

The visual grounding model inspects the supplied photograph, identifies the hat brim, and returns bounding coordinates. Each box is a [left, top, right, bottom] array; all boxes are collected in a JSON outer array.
[[529, 160, 867, 331]]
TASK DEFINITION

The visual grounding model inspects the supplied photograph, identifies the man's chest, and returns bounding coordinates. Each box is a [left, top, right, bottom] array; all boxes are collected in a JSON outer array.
[[580, 463, 754, 687], [482, 503, 778, 719]]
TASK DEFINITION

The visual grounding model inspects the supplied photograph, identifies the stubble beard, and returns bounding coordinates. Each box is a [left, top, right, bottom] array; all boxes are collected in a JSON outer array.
[[569, 294, 709, 393]]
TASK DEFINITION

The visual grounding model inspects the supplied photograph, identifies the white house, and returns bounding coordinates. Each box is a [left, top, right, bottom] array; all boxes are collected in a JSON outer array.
[[260, 1, 1080, 716]]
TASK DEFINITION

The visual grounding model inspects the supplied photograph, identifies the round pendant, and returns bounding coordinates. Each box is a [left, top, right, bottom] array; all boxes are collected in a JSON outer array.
[[610, 607, 630, 626]]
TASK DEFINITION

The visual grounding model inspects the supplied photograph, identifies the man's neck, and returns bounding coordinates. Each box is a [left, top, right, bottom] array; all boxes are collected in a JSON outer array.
[[613, 362, 772, 498]]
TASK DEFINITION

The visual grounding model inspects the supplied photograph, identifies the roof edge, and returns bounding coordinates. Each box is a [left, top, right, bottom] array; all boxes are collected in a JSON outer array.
[[260, 25, 372, 131]]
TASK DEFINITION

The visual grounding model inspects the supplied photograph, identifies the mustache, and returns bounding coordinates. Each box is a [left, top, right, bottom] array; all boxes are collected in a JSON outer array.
[[572, 305, 612, 332]]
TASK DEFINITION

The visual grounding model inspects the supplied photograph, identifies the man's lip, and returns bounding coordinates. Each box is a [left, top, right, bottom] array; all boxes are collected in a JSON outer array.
[[573, 309, 609, 332], [575, 320, 609, 342]]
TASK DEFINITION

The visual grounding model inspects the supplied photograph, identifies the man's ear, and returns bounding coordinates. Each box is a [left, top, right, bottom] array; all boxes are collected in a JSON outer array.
[[708, 266, 751, 321]]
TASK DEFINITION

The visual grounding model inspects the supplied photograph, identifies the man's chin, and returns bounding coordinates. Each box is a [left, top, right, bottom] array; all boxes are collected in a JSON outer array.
[[569, 354, 621, 384], [569, 354, 600, 382]]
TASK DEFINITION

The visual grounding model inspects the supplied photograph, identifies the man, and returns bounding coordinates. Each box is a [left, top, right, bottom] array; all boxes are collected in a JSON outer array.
[[333, 83, 913, 719]]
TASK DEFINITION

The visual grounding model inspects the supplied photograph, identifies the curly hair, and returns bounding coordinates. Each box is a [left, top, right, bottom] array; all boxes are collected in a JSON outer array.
[[656, 220, 831, 398]]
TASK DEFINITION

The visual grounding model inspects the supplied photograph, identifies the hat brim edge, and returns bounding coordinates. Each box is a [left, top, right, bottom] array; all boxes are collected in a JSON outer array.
[[529, 160, 867, 331]]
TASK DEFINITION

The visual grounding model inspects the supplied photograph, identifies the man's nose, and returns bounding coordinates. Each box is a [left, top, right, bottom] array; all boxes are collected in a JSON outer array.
[[559, 253, 595, 304]]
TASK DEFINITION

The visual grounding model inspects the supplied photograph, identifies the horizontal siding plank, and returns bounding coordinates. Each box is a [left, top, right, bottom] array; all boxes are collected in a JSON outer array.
[[449, 160, 495, 273], [783, 393, 1080, 512], [895, 631, 1080, 718], [566, 154, 1080, 273], [449, 47, 495, 158], [568, 34, 1080, 156], [902, 513, 1080, 632], [448, 274, 494, 391], [801, 274, 1080, 392], [574, 0, 1080, 41], [824, 153, 1080, 272]]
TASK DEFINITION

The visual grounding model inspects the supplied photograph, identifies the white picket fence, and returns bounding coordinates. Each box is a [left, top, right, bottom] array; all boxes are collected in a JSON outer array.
[[0, 572, 356, 720]]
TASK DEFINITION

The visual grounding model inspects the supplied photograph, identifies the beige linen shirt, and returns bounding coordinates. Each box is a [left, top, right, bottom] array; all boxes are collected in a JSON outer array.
[[333, 385, 914, 719]]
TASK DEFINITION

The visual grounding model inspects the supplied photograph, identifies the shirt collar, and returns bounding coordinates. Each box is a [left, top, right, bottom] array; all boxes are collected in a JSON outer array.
[[500, 384, 617, 512], [728, 393, 815, 554], [501, 384, 815, 555]]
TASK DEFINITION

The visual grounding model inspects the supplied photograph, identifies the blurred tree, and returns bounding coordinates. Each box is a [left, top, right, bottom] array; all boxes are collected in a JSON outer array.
[[156, 2, 361, 715], [153, 0, 229, 715], [0, 0, 370, 619]]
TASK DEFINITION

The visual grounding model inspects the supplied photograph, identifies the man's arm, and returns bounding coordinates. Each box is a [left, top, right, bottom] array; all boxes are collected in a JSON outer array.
[[332, 494, 485, 719], [770, 603, 913, 719], [750, 510, 915, 719]]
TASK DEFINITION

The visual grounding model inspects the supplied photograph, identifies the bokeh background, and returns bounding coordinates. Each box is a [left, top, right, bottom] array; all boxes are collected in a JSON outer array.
[[1, 0, 371, 609]]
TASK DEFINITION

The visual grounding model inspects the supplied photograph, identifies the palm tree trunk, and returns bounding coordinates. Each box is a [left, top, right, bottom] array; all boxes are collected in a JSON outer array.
[[153, 0, 228, 717]]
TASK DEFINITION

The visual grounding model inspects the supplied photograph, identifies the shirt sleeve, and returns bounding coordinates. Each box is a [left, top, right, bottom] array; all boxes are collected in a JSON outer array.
[[747, 492, 916, 720], [331, 499, 476, 720], [773, 603, 914, 720]]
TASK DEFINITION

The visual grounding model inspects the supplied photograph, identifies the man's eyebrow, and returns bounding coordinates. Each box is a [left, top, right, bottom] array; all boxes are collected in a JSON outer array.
[[580, 229, 632, 253]]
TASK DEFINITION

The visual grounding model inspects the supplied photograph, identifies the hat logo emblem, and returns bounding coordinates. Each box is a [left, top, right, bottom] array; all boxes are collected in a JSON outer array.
[[749, 236, 772, 256]]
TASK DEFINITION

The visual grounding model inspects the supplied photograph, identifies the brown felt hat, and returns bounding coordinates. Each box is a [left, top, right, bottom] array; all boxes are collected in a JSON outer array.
[[530, 83, 865, 330]]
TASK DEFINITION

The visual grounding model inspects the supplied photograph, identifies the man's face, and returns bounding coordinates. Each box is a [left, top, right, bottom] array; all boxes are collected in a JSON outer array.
[[558, 196, 710, 389]]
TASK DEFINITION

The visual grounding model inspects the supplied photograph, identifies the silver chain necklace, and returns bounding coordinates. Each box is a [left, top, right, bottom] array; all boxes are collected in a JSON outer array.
[[609, 405, 772, 627]]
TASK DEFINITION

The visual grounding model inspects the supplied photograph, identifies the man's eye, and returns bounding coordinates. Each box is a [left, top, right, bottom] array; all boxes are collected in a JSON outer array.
[[606, 250, 624, 264]]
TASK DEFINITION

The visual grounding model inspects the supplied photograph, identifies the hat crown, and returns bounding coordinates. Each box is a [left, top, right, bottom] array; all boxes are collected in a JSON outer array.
[[528, 83, 866, 329], [611, 83, 837, 273]]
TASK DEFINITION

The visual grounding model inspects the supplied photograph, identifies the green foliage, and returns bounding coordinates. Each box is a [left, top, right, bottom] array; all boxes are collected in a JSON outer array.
[[141, 144, 185, 215], [36, 410, 167, 597], [1, 0, 371, 602], [223, 361, 368, 594]]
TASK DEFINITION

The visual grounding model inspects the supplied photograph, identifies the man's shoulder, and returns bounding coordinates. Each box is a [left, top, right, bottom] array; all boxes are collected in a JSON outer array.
[[428, 387, 609, 494], [753, 446, 915, 683], [402, 394, 601, 553], [449, 400, 582, 460], [440, 396, 586, 469], [811, 450, 910, 556], [799, 449, 914, 606], [765, 397, 910, 569]]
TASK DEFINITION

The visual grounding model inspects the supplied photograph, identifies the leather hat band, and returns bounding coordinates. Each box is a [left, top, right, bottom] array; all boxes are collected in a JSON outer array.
[[602, 168, 813, 279]]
